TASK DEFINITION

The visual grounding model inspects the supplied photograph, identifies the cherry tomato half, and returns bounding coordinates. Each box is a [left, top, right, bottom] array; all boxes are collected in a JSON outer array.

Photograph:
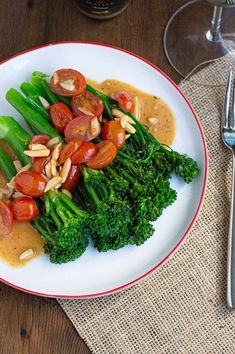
[[11, 197, 39, 222], [101, 120, 126, 149], [49, 102, 73, 134], [50, 69, 86, 97], [29, 134, 50, 147], [71, 90, 104, 117], [64, 115, 101, 142], [33, 156, 50, 174], [61, 165, 81, 191], [85, 140, 117, 169], [15, 171, 47, 197], [70, 142, 98, 165], [113, 91, 135, 113], [58, 139, 83, 165], [0, 200, 13, 236]]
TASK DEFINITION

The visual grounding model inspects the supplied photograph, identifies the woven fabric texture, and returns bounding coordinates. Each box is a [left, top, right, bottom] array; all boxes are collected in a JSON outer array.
[[58, 55, 235, 354]]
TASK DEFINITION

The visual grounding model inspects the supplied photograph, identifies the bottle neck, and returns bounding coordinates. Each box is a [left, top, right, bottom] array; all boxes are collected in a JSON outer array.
[[76, 0, 130, 19]]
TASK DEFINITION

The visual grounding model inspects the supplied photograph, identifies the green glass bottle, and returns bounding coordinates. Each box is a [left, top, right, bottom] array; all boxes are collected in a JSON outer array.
[[76, 0, 131, 19]]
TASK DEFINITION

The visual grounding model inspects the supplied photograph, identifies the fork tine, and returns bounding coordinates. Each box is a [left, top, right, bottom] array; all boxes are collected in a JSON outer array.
[[223, 70, 233, 129], [232, 76, 235, 129]]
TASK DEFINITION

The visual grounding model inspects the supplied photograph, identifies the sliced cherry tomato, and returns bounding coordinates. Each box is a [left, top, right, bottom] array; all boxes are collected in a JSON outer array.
[[101, 120, 126, 149], [50, 69, 86, 97], [58, 139, 83, 165], [29, 134, 50, 147], [70, 142, 98, 164], [15, 171, 47, 197], [71, 90, 104, 117], [33, 156, 50, 174], [11, 197, 39, 222], [0, 200, 13, 236], [49, 102, 73, 134], [61, 165, 81, 191], [113, 91, 135, 113], [85, 140, 117, 169], [71, 109, 88, 117], [64, 115, 101, 142]]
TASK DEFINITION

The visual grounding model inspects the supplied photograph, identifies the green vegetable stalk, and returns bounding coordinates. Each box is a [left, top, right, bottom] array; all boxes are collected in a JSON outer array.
[[20, 81, 45, 98], [6, 89, 60, 138], [31, 71, 71, 106], [0, 116, 31, 166], [25, 96, 51, 120], [0, 147, 17, 181]]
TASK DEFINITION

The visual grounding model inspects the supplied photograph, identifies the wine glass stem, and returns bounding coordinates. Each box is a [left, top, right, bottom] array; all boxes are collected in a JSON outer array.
[[207, 6, 223, 42]]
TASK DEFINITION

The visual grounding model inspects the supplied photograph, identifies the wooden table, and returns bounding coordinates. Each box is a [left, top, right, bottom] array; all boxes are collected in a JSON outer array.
[[0, 1, 187, 353]]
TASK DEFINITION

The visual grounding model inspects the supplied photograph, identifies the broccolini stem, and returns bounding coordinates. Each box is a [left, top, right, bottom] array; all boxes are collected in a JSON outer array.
[[44, 194, 63, 228], [55, 191, 88, 217], [56, 95, 71, 107], [31, 71, 71, 106], [127, 112, 162, 147], [31, 219, 48, 237], [0, 116, 31, 166], [0, 147, 17, 181], [45, 197, 51, 215], [121, 170, 137, 185], [32, 218, 55, 244], [21, 79, 71, 107], [50, 206, 63, 229], [124, 113, 146, 147], [86, 84, 114, 119], [74, 184, 92, 209], [100, 184, 109, 200], [6, 89, 60, 138], [56, 206, 71, 224], [105, 165, 120, 180], [41, 80, 71, 107], [20, 82, 45, 98], [25, 96, 50, 120], [85, 184, 101, 208], [41, 80, 58, 104], [117, 150, 138, 162]]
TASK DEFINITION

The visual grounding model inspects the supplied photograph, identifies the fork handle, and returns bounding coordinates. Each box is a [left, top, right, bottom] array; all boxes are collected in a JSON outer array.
[[227, 151, 235, 308]]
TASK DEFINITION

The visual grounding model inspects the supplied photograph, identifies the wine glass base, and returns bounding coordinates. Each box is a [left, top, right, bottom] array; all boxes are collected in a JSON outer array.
[[164, 0, 235, 77]]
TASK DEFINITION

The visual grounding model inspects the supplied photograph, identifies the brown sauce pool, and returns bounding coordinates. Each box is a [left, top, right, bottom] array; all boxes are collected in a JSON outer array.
[[0, 222, 44, 267], [0, 79, 175, 267], [88, 79, 175, 146]]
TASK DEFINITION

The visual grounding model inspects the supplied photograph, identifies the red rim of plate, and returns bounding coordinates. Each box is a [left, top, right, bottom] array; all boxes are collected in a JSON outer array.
[[0, 41, 208, 298]]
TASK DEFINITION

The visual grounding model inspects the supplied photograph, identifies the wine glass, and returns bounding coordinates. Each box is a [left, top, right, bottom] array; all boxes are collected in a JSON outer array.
[[164, 0, 235, 79]]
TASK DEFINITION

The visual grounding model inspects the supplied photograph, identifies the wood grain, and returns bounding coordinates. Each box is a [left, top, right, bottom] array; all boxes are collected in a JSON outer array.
[[0, 0, 187, 353]]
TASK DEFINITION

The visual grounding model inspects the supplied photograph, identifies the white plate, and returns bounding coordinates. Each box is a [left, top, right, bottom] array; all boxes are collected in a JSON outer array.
[[0, 42, 208, 298]]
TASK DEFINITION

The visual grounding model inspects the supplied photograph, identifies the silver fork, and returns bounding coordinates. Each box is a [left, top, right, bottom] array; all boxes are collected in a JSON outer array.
[[221, 70, 235, 308], [226, 0, 235, 5]]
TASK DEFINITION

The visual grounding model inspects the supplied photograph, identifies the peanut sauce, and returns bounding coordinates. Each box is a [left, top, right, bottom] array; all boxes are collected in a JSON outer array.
[[88, 79, 175, 146]]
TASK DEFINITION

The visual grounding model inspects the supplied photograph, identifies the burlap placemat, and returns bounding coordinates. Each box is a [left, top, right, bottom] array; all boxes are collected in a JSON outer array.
[[58, 55, 235, 354]]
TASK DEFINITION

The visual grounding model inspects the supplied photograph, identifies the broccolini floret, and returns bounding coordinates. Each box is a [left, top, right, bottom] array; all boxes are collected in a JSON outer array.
[[32, 191, 90, 264], [82, 166, 132, 251]]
